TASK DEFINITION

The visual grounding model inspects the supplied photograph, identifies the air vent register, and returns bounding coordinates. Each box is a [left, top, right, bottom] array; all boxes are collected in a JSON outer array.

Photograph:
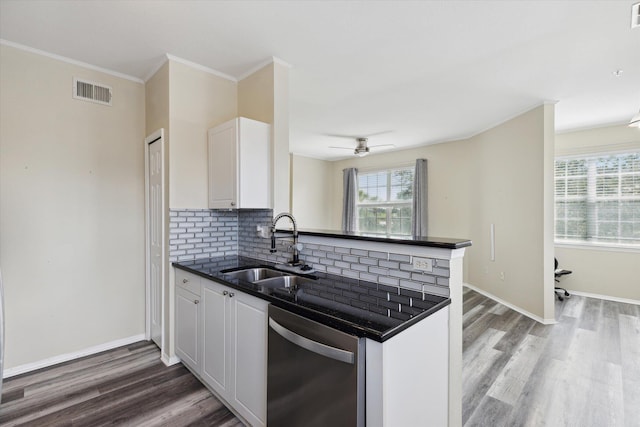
[[73, 78, 112, 106]]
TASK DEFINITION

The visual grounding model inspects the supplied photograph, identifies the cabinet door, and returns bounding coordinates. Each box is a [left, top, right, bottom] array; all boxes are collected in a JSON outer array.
[[230, 291, 269, 427], [201, 282, 230, 397], [208, 120, 237, 209], [175, 286, 201, 373], [237, 117, 271, 209]]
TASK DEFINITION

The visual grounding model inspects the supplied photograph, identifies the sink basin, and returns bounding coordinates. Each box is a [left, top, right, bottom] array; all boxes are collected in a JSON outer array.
[[254, 275, 310, 289], [223, 267, 287, 282], [221, 266, 316, 292]]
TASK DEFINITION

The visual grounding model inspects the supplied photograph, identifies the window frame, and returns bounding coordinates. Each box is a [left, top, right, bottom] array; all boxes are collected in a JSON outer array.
[[554, 150, 640, 250], [356, 166, 414, 235]]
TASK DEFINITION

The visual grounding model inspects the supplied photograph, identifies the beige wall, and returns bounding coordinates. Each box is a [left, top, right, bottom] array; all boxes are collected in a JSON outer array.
[[291, 155, 334, 229], [238, 64, 274, 124], [555, 124, 640, 301], [169, 60, 237, 209], [0, 45, 146, 369], [328, 137, 474, 281], [145, 62, 169, 137], [330, 140, 473, 238], [273, 62, 291, 214], [238, 62, 291, 213], [466, 105, 555, 321], [321, 105, 555, 320], [145, 59, 238, 362]]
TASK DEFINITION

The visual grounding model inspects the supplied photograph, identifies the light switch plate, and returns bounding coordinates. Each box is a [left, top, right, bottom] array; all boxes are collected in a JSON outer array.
[[413, 257, 433, 272]]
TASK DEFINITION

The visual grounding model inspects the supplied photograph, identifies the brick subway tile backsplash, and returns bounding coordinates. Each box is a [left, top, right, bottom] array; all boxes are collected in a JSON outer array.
[[169, 208, 451, 297], [236, 209, 451, 298], [169, 209, 238, 262]]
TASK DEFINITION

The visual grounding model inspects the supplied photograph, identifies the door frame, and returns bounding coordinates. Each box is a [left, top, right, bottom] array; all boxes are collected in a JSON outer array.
[[145, 129, 166, 353]]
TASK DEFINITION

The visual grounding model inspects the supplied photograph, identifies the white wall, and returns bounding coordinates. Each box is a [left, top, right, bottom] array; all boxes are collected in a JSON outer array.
[[0, 44, 146, 369], [555, 124, 640, 301]]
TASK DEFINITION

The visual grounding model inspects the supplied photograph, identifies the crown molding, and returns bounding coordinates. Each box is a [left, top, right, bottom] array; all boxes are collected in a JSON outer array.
[[0, 39, 143, 84], [236, 56, 293, 81], [165, 53, 237, 82], [143, 56, 170, 82]]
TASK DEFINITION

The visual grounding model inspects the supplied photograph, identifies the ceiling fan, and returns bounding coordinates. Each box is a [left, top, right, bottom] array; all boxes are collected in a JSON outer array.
[[329, 136, 395, 157]]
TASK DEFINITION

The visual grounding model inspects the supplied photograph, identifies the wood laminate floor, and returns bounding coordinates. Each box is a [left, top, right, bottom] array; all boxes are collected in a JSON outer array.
[[0, 341, 244, 426], [463, 287, 640, 427], [2, 289, 639, 426]]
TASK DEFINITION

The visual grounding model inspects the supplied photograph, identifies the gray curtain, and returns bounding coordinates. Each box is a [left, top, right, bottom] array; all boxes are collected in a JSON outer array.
[[412, 159, 428, 237], [342, 168, 358, 232]]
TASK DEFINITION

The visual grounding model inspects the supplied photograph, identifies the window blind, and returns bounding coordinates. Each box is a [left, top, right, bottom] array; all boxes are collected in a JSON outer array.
[[555, 152, 640, 245]]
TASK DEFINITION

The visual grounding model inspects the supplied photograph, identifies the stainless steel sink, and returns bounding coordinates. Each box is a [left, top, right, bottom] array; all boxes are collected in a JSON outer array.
[[254, 275, 310, 289], [221, 266, 315, 291], [223, 268, 287, 282]]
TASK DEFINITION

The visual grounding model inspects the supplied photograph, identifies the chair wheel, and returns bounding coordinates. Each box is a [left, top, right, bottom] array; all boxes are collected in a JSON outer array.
[[564, 291, 570, 296]]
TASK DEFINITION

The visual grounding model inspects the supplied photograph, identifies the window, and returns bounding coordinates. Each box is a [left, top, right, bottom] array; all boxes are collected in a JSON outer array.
[[555, 152, 640, 246], [357, 167, 413, 235]]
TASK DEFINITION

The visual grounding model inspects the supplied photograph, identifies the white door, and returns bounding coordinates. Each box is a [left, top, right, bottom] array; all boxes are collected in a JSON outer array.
[[147, 132, 164, 348]]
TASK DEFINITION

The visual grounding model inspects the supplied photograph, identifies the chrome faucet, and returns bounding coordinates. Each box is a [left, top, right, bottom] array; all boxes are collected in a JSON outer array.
[[270, 212, 300, 265]]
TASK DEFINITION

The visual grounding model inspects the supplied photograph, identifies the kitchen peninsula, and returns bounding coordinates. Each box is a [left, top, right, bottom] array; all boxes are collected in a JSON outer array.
[[174, 216, 471, 427], [291, 228, 470, 427]]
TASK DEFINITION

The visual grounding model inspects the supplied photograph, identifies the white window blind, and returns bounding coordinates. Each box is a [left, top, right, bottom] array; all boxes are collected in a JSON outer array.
[[555, 152, 640, 245], [357, 167, 413, 235]]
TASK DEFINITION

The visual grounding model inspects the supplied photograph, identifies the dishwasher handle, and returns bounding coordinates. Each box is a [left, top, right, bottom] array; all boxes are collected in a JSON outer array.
[[269, 318, 355, 364]]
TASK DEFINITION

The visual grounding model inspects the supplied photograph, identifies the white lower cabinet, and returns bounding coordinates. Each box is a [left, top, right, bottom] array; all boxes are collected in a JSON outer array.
[[175, 271, 202, 374], [177, 274, 268, 427], [230, 290, 268, 426]]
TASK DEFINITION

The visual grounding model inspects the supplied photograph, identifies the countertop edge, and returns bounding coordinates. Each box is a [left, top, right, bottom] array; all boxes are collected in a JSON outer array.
[[173, 259, 451, 343], [277, 228, 472, 249]]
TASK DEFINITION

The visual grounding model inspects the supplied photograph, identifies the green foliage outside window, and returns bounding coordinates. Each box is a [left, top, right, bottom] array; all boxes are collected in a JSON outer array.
[[357, 167, 413, 235]]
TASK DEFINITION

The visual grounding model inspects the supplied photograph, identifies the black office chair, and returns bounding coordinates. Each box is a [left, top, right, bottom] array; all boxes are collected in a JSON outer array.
[[554, 258, 571, 301]]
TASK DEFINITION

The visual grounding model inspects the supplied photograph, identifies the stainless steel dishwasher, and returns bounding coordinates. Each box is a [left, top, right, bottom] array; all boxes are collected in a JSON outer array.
[[267, 305, 365, 426]]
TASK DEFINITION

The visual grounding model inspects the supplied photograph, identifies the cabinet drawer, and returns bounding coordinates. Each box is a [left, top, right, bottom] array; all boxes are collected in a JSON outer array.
[[176, 270, 201, 296]]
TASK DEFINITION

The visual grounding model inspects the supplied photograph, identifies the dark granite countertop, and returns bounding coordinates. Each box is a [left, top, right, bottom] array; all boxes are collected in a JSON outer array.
[[173, 256, 450, 343], [278, 228, 472, 249]]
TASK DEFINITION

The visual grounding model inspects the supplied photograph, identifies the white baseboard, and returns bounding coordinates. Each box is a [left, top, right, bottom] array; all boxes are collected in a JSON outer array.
[[464, 283, 557, 325], [3, 334, 147, 378], [161, 353, 181, 367], [565, 289, 640, 306]]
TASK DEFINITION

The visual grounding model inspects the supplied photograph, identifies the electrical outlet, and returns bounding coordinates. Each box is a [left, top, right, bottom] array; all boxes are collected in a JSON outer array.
[[413, 257, 433, 272], [256, 225, 270, 238], [500, 271, 505, 281]]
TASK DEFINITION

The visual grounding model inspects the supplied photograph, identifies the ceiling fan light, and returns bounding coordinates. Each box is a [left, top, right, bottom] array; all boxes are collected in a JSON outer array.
[[355, 150, 368, 157], [629, 110, 640, 128]]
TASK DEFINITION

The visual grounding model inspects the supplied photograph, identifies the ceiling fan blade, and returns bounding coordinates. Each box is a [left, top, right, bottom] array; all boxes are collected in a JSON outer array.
[[369, 144, 395, 149], [329, 146, 355, 150]]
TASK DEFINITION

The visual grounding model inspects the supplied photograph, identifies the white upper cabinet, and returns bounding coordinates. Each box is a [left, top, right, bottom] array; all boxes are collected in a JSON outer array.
[[208, 117, 272, 209]]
